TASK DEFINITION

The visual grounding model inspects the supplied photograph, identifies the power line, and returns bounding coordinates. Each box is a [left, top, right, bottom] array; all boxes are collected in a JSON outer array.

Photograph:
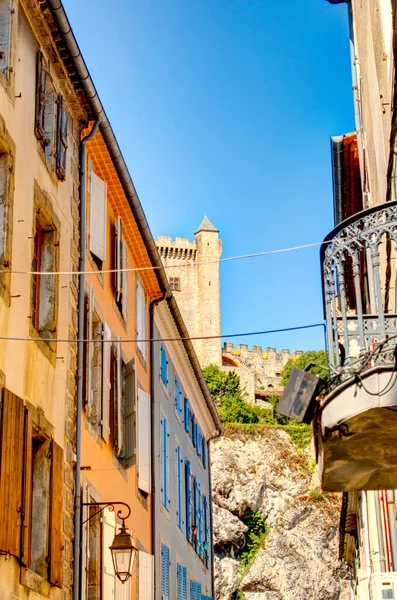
[[5, 240, 326, 277], [0, 323, 325, 344]]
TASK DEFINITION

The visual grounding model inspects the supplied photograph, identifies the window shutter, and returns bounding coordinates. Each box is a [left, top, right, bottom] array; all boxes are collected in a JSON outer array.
[[177, 564, 187, 600], [0, 0, 11, 76], [185, 461, 191, 542], [35, 51, 46, 140], [102, 508, 116, 598], [197, 482, 202, 557], [56, 95, 68, 181], [21, 407, 33, 567], [49, 440, 64, 587], [114, 216, 122, 302], [138, 551, 154, 600], [86, 285, 94, 407], [196, 427, 202, 457], [160, 345, 168, 386], [175, 378, 182, 414], [193, 476, 198, 551], [137, 388, 151, 493], [190, 581, 202, 600], [202, 438, 207, 469], [115, 573, 131, 599], [116, 337, 123, 456], [191, 415, 196, 448], [102, 323, 112, 443], [204, 495, 210, 568], [176, 445, 182, 529], [160, 416, 168, 509], [161, 543, 170, 600], [136, 278, 147, 360], [121, 238, 128, 319], [89, 171, 107, 262], [124, 359, 135, 463], [0, 389, 25, 557], [184, 398, 190, 433]]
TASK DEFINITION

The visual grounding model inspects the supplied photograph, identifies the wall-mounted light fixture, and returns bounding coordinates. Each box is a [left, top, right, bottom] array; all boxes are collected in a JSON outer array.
[[82, 501, 137, 583]]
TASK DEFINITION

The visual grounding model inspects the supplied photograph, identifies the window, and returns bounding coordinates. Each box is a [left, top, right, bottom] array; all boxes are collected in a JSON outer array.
[[190, 580, 202, 600], [184, 398, 190, 433], [136, 277, 147, 361], [203, 495, 210, 568], [123, 358, 136, 467], [202, 437, 207, 469], [0, 390, 63, 587], [196, 426, 202, 458], [137, 388, 151, 493], [176, 445, 183, 530], [0, 0, 13, 82], [35, 52, 68, 177], [160, 344, 168, 386], [160, 415, 169, 510], [177, 564, 187, 600], [193, 476, 202, 555], [138, 551, 154, 599], [175, 377, 182, 415], [89, 170, 107, 268], [169, 277, 180, 291], [185, 460, 192, 543], [30, 191, 60, 346], [114, 216, 128, 319], [161, 543, 170, 600], [0, 152, 12, 270], [85, 285, 103, 427]]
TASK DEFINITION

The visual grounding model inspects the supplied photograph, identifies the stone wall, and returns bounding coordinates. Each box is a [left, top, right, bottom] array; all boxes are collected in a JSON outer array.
[[156, 218, 222, 366], [222, 343, 303, 403]]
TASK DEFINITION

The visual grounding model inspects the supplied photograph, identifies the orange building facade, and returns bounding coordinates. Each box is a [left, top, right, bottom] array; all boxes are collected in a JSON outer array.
[[79, 126, 162, 598]]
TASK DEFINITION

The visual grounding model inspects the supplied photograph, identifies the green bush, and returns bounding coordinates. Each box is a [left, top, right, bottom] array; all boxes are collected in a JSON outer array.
[[280, 349, 329, 387], [203, 365, 313, 448], [240, 510, 269, 568]]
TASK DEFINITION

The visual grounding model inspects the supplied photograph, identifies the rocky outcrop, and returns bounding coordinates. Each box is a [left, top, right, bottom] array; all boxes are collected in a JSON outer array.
[[211, 427, 349, 600]]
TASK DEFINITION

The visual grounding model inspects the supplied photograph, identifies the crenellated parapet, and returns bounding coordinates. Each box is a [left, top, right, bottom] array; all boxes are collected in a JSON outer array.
[[156, 236, 197, 261], [221, 343, 303, 402]]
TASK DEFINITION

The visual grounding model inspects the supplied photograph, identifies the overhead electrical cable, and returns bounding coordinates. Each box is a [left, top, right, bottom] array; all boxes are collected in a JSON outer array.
[[0, 322, 326, 344], [4, 240, 327, 277]]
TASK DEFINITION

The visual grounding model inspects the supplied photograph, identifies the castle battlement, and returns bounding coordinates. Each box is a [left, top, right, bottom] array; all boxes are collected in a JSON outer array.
[[223, 342, 303, 360], [156, 236, 197, 261]]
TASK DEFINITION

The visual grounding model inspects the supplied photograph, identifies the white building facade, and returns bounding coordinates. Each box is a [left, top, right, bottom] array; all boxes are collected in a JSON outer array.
[[153, 299, 221, 600]]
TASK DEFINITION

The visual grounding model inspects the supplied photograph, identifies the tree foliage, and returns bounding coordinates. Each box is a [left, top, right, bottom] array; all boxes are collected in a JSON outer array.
[[280, 349, 328, 387]]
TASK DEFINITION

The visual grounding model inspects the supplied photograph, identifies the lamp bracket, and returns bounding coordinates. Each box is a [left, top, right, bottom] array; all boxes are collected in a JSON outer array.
[[82, 501, 131, 526]]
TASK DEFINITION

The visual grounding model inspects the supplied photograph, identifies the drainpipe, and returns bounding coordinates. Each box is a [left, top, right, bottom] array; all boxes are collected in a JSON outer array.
[[386, 490, 397, 571], [207, 430, 222, 598], [361, 492, 372, 596], [375, 491, 387, 572], [73, 119, 100, 600], [149, 291, 168, 600]]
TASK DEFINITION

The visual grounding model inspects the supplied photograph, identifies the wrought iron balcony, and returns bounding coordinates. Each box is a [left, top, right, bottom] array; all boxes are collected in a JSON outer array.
[[322, 200, 397, 382], [317, 201, 397, 492]]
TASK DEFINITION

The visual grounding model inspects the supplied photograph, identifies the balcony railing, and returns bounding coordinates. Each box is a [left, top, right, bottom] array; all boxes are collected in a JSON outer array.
[[321, 201, 397, 385]]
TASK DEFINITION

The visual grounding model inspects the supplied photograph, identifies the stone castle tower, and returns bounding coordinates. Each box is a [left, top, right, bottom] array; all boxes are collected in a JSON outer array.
[[156, 215, 222, 366]]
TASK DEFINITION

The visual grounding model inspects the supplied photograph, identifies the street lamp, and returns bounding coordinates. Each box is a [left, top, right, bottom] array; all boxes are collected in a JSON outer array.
[[82, 501, 137, 583]]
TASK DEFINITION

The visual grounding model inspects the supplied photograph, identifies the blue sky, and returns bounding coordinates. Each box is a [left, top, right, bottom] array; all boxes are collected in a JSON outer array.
[[63, 0, 353, 352]]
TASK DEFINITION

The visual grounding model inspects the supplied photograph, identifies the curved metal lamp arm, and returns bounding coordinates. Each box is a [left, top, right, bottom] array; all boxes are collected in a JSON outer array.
[[82, 501, 131, 526]]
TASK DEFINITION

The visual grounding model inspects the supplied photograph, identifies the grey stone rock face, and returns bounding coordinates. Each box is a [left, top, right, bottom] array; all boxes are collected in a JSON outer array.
[[211, 428, 350, 600]]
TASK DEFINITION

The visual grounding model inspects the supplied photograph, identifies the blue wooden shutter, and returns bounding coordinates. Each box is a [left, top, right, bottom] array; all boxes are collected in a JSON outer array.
[[193, 476, 198, 551], [177, 564, 187, 600], [185, 460, 191, 542], [201, 596, 213, 600], [190, 581, 202, 600], [161, 543, 170, 599], [197, 482, 202, 556], [196, 427, 202, 457], [191, 414, 196, 447], [160, 345, 168, 386], [204, 495, 210, 567], [175, 378, 181, 414], [161, 416, 169, 509], [184, 398, 190, 433], [176, 445, 182, 529], [202, 438, 207, 469]]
